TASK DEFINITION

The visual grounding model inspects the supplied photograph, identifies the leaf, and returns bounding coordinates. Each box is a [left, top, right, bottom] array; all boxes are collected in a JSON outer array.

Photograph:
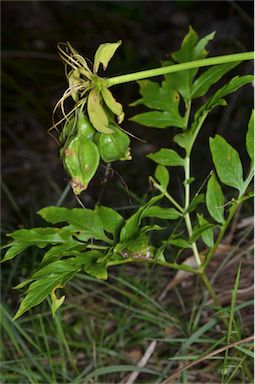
[[38, 206, 111, 243], [207, 75, 253, 108], [119, 194, 163, 242], [130, 110, 185, 129], [1, 242, 30, 263], [82, 251, 108, 280], [30, 259, 80, 280], [93, 40, 122, 73], [167, 239, 191, 249], [130, 80, 185, 129], [165, 28, 215, 100], [155, 165, 169, 190], [87, 89, 112, 134], [174, 75, 253, 154], [7, 227, 73, 248], [186, 193, 205, 213], [143, 206, 181, 220], [189, 222, 215, 243], [210, 135, 244, 192], [197, 214, 214, 247], [206, 173, 225, 224], [95, 205, 124, 239], [42, 242, 85, 264], [246, 110, 254, 162], [191, 62, 239, 98], [13, 271, 74, 320], [173, 130, 193, 152], [51, 288, 65, 318], [147, 148, 184, 166]]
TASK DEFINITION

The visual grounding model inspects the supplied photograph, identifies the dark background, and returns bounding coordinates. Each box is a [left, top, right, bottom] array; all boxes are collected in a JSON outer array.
[[2, 0, 254, 231]]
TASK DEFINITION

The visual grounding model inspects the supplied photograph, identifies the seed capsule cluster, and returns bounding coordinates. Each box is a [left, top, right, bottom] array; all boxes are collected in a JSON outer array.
[[60, 110, 131, 194]]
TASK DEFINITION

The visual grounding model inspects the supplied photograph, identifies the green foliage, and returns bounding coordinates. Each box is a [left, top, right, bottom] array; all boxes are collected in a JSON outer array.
[[210, 135, 244, 192], [1, 27, 254, 320], [191, 62, 239, 98], [147, 148, 185, 166], [130, 80, 185, 128], [246, 110, 254, 163], [154, 165, 170, 190], [206, 173, 225, 224]]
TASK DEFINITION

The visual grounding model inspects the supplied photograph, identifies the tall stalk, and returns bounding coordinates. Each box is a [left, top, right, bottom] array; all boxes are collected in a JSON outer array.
[[106, 52, 254, 87]]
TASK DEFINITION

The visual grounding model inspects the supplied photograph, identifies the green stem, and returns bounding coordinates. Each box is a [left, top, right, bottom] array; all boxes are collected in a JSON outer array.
[[184, 156, 201, 267], [106, 52, 254, 87], [107, 256, 199, 274], [182, 100, 201, 267], [149, 177, 184, 213]]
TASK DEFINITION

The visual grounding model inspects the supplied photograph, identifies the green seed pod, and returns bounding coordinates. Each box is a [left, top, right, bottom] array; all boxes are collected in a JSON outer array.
[[63, 136, 100, 195], [77, 112, 95, 140], [98, 126, 131, 163]]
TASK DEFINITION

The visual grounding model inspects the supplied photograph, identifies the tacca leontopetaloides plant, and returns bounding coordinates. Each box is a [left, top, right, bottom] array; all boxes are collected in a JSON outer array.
[[2, 27, 254, 320]]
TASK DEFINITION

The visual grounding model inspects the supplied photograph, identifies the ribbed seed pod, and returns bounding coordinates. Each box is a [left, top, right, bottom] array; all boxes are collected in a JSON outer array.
[[63, 136, 100, 195], [97, 126, 131, 163]]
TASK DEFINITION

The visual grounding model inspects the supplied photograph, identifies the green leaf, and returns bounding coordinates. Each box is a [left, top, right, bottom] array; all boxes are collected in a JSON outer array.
[[173, 130, 193, 152], [119, 194, 163, 242], [82, 251, 108, 280], [210, 135, 244, 192], [186, 194, 205, 213], [191, 62, 239, 98], [208, 75, 253, 108], [246, 110, 254, 162], [30, 259, 80, 280], [1, 242, 30, 263], [189, 222, 215, 243], [93, 40, 122, 73], [130, 110, 185, 129], [167, 239, 191, 249], [130, 80, 185, 129], [197, 214, 214, 247], [175, 75, 253, 154], [147, 149, 184, 166], [143, 206, 181, 220], [38, 206, 111, 243], [13, 271, 74, 320], [206, 173, 225, 224], [51, 288, 65, 318], [42, 242, 85, 264], [165, 28, 215, 100], [95, 205, 124, 239], [7, 227, 73, 248], [155, 165, 169, 190]]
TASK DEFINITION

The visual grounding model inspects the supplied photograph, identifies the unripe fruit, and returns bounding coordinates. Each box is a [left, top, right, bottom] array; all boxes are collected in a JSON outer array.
[[63, 136, 100, 195], [97, 126, 131, 163]]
